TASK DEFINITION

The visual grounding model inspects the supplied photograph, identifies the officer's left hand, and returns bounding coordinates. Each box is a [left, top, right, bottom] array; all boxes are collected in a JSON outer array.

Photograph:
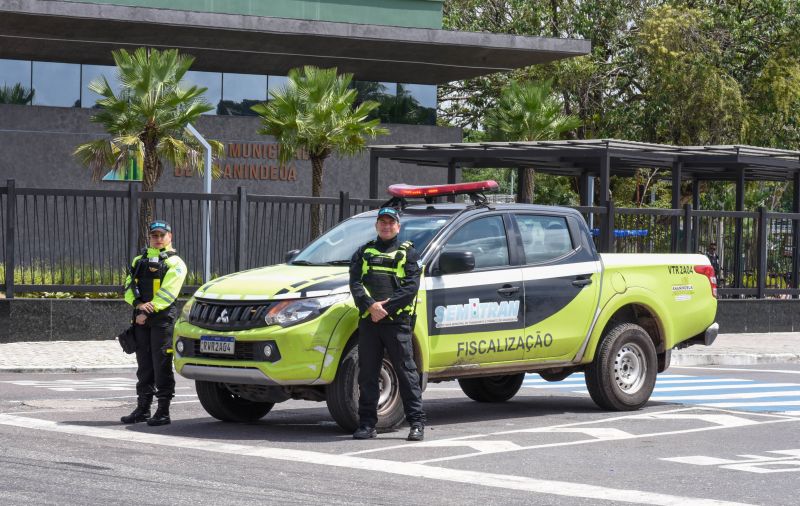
[[135, 314, 147, 325], [137, 302, 154, 313], [369, 300, 389, 322]]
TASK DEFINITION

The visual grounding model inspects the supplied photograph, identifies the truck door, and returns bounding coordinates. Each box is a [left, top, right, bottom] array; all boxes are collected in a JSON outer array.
[[511, 213, 600, 361], [425, 215, 526, 369]]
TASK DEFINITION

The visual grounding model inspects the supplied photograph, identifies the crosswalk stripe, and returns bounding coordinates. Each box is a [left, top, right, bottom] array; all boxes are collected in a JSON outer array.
[[521, 372, 800, 415], [652, 390, 800, 401]]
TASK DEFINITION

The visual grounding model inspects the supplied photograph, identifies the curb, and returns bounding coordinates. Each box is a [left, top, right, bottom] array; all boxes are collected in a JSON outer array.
[[0, 365, 137, 374], [671, 353, 800, 366]]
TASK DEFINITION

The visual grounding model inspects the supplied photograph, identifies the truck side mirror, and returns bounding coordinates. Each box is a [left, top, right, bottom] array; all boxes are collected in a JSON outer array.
[[438, 251, 475, 275], [285, 249, 301, 262]]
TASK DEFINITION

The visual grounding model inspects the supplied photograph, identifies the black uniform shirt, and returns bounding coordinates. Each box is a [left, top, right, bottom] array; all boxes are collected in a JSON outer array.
[[349, 235, 421, 319]]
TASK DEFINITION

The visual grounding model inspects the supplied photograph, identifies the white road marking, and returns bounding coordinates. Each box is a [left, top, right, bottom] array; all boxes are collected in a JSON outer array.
[[0, 413, 753, 506], [670, 366, 800, 375], [652, 383, 798, 392], [662, 449, 800, 474], [653, 390, 800, 401], [344, 407, 796, 465], [699, 400, 800, 408]]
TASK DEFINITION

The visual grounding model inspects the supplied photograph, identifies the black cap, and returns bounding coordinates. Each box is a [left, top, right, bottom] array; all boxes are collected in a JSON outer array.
[[377, 207, 400, 222], [149, 220, 172, 233]]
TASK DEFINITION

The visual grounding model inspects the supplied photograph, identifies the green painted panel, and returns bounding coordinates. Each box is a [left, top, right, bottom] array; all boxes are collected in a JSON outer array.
[[64, 0, 443, 28]]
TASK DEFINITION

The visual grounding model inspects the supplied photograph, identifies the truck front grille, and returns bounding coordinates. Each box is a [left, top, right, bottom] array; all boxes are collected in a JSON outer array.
[[188, 299, 274, 330]]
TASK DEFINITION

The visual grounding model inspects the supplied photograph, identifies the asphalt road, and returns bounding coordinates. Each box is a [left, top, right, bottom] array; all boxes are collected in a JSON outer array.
[[1, 365, 799, 505]]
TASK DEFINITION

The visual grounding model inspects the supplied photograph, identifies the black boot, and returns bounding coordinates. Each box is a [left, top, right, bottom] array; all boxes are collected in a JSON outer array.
[[146, 399, 171, 426], [120, 401, 151, 424]]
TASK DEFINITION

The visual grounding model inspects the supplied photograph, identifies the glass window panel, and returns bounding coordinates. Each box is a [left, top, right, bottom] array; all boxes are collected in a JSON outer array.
[[183, 70, 222, 115], [442, 216, 510, 269], [81, 64, 121, 109], [514, 215, 573, 264], [268, 75, 289, 98], [396, 83, 437, 125], [32, 61, 80, 107], [0, 59, 32, 105], [220, 72, 266, 116]]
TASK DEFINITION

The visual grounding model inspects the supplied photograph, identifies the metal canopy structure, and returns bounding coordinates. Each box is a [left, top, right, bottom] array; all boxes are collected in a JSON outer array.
[[369, 139, 800, 298], [369, 139, 800, 193], [0, 0, 590, 84], [368, 139, 800, 220]]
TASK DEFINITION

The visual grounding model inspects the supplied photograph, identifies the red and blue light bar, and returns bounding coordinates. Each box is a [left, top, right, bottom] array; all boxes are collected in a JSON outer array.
[[387, 180, 499, 199]]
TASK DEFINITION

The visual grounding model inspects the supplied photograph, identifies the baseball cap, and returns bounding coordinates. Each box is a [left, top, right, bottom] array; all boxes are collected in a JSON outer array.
[[377, 207, 400, 222], [149, 220, 172, 233]]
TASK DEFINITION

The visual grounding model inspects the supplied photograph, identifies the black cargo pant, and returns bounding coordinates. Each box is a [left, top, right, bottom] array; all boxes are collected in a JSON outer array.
[[357, 319, 425, 428], [134, 306, 177, 403]]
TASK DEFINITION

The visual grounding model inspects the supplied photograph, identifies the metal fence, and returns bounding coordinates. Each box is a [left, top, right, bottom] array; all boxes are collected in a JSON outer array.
[[1, 180, 383, 297], [2, 180, 798, 298]]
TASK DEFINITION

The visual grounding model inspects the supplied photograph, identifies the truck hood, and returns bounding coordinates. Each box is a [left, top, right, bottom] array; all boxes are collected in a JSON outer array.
[[193, 264, 351, 301]]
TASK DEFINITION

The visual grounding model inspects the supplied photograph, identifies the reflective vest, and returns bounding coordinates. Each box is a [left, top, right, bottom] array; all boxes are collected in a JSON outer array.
[[360, 240, 414, 319], [124, 248, 183, 311]]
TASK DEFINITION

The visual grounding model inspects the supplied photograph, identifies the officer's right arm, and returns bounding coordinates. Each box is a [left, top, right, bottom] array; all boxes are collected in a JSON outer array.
[[123, 256, 141, 307], [349, 247, 375, 314]]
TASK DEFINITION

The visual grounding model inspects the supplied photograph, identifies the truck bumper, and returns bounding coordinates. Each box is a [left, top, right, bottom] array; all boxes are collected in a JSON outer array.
[[677, 322, 719, 348], [179, 364, 310, 386]]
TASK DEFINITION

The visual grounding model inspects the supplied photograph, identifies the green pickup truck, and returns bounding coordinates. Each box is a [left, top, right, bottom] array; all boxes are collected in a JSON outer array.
[[173, 181, 718, 431]]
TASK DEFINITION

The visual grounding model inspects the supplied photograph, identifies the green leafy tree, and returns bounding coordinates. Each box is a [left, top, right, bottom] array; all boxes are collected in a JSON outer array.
[[74, 48, 223, 243], [252, 66, 389, 238], [0, 83, 34, 105], [484, 79, 581, 203]]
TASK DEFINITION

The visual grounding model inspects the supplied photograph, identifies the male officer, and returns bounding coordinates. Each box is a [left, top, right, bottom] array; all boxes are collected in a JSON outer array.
[[349, 207, 425, 441], [121, 220, 187, 426]]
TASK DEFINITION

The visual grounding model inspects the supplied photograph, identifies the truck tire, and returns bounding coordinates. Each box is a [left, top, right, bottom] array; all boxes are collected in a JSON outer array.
[[195, 381, 274, 422], [326, 344, 405, 432], [458, 373, 525, 402], [585, 323, 657, 411]]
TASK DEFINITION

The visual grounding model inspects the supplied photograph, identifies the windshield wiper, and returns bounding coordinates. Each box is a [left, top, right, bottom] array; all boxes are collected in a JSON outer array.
[[326, 260, 351, 265], [290, 260, 319, 266]]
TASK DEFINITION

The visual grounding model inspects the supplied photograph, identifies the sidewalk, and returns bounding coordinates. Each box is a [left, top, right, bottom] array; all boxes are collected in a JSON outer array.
[[0, 333, 797, 373]]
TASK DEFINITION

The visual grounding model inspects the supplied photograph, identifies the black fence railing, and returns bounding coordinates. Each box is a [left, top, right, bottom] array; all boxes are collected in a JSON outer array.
[[2, 180, 798, 299], [1, 180, 384, 297]]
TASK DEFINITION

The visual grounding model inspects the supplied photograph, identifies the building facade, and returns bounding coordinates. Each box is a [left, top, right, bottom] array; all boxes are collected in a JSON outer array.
[[0, 0, 589, 197]]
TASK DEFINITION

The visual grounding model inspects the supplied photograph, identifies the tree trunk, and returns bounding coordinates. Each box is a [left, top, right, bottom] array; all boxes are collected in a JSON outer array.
[[519, 167, 536, 204], [138, 141, 159, 247], [310, 155, 325, 240]]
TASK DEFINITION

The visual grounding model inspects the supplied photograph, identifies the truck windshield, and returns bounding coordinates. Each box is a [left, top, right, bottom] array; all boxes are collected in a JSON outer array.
[[292, 215, 450, 265]]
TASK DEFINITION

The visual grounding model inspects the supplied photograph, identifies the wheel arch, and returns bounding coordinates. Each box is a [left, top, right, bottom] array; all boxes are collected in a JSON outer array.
[[581, 289, 672, 364]]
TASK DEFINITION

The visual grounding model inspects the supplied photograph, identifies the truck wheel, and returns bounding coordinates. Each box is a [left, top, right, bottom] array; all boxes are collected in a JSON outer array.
[[585, 323, 657, 411], [195, 381, 274, 422], [458, 373, 525, 402], [326, 344, 405, 432]]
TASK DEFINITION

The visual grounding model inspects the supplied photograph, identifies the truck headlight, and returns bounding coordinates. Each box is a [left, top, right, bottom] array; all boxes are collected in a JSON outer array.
[[180, 297, 195, 320], [264, 293, 349, 327]]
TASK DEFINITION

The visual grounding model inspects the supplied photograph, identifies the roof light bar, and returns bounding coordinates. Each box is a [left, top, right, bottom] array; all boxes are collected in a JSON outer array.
[[387, 180, 499, 199]]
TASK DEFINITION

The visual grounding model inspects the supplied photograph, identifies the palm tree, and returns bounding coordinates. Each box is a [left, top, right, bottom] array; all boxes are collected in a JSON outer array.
[[484, 80, 581, 203], [74, 47, 223, 243], [252, 66, 389, 239], [0, 83, 34, 105]]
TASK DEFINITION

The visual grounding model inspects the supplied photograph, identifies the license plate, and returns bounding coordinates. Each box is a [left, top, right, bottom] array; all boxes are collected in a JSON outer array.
[[200, 336, 235, 355]]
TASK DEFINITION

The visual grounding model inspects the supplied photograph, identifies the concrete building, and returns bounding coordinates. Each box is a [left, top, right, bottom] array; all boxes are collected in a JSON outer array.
[[0, 0, 589, 197]]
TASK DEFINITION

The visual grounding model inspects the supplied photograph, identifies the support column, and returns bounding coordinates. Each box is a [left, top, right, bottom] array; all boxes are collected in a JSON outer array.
[[692, 177, 700, 252], [734, 167, 745, 289], [369, 152, 379, 199], [670, 161, 682, 253], [793, 171, 800, 298], [599, 150, 612, 252], [447, 160, 457, 203]]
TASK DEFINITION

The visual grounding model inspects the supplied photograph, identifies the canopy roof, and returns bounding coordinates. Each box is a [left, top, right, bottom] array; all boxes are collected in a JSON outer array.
[[370, 139, 800, 182]]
